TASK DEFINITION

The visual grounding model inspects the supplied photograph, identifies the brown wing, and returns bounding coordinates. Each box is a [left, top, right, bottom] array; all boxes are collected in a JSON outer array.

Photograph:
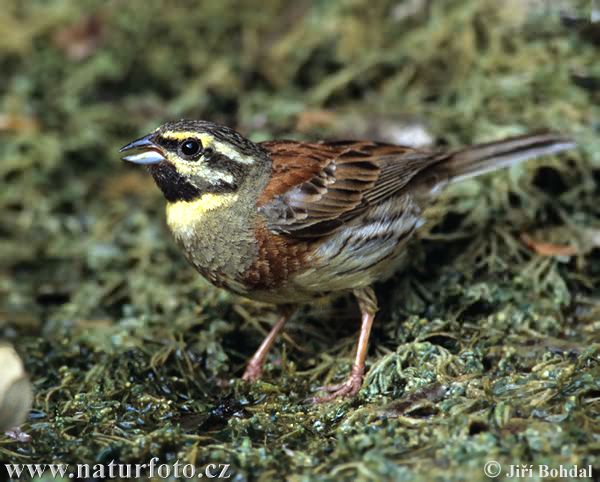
[[257, 140, 442, 238]]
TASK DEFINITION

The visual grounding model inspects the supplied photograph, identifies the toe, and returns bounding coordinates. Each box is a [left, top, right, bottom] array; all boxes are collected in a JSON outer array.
[[311, 379, 362, 403], [242, 362, 262, 382], [314, 382, 345, 393]]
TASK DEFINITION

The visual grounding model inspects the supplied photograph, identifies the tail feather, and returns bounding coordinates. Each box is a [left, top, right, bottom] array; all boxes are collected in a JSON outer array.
[[440, 132, 575, 184]]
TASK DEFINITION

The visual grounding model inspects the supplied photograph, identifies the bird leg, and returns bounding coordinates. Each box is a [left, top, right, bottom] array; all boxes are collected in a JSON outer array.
[[242, 306, 295, 382], [312, 287, 378, 403]]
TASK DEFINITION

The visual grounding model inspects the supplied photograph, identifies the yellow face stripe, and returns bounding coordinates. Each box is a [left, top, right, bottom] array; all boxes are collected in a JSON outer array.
[[161, 131, 256, 165], [161, 130, 212, 142], [166, 193, 239, 234]]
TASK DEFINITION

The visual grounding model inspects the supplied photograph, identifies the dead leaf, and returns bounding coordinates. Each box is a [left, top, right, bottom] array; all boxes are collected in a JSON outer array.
[[0, 113, 39, 133], [296, 110, 337, 132], [53, 14, 104, 61], [520, 233, 578, 257]]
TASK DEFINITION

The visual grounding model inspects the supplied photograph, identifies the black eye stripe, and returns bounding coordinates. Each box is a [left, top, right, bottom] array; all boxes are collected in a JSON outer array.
[[156, 138, 179, 152], [154, 136, 206, 159]]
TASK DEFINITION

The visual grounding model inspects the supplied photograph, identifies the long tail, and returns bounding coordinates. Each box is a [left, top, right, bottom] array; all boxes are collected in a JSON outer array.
[[438, 132, 575, 185]]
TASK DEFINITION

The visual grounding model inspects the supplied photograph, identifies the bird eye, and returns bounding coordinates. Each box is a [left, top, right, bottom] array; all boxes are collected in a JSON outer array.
[[179, 139, 202, 159]]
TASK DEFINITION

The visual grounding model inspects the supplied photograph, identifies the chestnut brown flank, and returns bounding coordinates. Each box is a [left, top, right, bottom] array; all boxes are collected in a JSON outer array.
[[243, 221, 310, 290]]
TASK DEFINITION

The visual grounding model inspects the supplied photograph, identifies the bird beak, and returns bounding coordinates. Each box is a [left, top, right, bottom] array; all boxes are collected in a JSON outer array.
[[119, 134, 166, 165]]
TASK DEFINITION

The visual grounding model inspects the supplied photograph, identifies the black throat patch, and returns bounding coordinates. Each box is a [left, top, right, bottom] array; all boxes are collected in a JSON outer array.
[[147, 162, 205, 202]]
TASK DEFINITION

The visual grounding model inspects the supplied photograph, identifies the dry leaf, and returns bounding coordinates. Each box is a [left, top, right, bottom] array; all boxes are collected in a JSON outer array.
[[520, 233, 578, 257], [53, 14, 104, 61], [0, 113, 39, 133]]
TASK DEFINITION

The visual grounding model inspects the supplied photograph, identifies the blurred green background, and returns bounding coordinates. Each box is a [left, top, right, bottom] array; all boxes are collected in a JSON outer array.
[[1, 0, 599, 480]]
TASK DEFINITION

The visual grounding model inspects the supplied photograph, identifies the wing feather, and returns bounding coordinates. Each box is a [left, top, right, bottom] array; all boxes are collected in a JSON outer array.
[[257, 132, 574, 239], [258, 140, 437, 238]]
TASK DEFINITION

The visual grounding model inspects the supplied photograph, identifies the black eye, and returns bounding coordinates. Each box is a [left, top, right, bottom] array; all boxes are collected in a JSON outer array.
[[179, 139, 202, 159]]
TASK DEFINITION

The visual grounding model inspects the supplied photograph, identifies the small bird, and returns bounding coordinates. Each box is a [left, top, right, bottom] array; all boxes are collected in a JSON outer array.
[[120, 121, 574, 402]]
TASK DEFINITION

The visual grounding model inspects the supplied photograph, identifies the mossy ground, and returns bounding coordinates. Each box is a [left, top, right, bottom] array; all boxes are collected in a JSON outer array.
[[1, 1, 599, 481]]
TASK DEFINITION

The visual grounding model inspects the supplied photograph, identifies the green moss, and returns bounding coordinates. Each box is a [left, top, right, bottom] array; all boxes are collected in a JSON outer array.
[[1, 0, 599, 480]]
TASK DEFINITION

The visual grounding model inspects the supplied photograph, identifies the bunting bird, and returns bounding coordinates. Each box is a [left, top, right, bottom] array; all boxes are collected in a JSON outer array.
[[120, 121, 574, 402]]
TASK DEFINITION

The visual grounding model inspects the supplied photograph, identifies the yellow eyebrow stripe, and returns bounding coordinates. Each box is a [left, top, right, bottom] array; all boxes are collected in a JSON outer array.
[[162, 131, 211, 141], [161, 131, 256, 165]]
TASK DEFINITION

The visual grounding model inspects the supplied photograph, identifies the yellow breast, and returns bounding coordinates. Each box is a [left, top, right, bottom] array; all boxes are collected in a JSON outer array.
[[166, 193, 239, 236]]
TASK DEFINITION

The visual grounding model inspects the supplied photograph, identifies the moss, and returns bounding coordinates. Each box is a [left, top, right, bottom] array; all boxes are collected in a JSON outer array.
[[1, 0, 599, 480]]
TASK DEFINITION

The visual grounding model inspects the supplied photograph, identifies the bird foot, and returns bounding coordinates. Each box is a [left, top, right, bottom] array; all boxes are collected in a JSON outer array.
[[242, 361, 263, 382], [311, 370, 363, 403]]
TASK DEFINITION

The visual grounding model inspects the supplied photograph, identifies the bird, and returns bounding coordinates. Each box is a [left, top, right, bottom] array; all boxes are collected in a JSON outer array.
[[120, 120, 574, 402]]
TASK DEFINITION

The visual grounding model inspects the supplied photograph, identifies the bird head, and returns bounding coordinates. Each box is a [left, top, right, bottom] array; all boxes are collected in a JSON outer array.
[[120, 120, 269, 202]]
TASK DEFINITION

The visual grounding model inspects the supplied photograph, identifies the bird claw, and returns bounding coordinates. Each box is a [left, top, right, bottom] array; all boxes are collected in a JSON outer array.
[[314, 382, 345, 393], [241, 361, 262, 382], [311, 372, 363, 403]]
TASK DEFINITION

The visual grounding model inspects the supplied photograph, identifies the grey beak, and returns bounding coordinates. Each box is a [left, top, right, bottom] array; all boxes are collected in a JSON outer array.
[[119, 134, 166, 165]]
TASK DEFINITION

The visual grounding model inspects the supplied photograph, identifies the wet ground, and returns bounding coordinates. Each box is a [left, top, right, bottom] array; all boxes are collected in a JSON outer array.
[[0, 1, 599, 480]]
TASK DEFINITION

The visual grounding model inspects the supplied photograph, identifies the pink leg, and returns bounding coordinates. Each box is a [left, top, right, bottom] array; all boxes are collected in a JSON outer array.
[[312, 287, 378, 403], [242, 307, 295, 382]]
